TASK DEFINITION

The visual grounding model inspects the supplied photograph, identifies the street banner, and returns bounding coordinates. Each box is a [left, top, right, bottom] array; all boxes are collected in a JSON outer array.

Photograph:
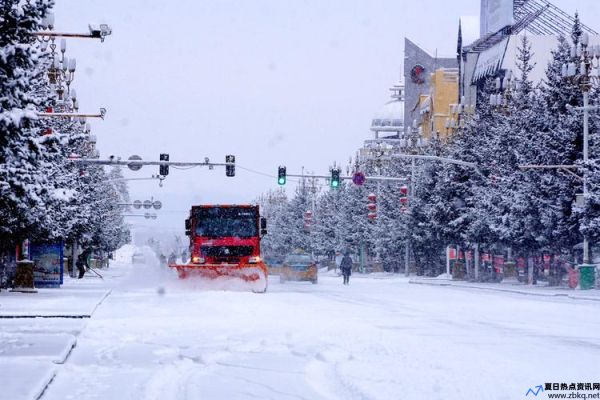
[[448, 248, 457, 260], [493, 255, 505, 273], [30, 242, 64, 288]]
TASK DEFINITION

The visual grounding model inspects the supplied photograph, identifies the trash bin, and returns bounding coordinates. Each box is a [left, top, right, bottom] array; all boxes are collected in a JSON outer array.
[[578, 264, 596, 290], [11, 260, 37, 293]]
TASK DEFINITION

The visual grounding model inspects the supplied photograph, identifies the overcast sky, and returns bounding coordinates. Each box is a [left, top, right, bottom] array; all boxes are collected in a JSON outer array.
[[52, 0, 598, 238]]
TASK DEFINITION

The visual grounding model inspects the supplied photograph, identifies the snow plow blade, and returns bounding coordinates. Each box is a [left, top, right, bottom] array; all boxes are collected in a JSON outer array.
[[169, 262, 268, 293]]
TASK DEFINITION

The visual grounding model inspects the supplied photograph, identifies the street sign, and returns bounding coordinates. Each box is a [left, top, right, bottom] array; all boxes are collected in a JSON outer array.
[[133, 200, 142, 209], [352, 171, 366, 186], [143, 200, 152, 209], [127, 155, 143, 171], [152, 200, 162, 210]]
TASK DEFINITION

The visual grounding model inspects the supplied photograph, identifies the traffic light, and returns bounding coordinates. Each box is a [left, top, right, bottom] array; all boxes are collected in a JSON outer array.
[[159, 153, 169, 176], [330, 168, 341, 188], [226, 155, 235, 177], [278, 166, 286, 185]]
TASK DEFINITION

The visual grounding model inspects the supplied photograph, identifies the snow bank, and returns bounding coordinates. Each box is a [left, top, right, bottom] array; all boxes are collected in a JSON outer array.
[[114, 244, 136, 264]]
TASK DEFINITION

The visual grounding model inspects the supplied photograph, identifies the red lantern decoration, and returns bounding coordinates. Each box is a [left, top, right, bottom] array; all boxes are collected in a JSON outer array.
[[303, 210, 313, 230], [400, 185, 409, 209], [367, 193, 377, 220]]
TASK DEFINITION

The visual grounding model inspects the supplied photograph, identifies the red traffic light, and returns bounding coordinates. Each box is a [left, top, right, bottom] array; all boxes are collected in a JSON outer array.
[[368, 193, 377, 202], [400, 185, 408, 195]]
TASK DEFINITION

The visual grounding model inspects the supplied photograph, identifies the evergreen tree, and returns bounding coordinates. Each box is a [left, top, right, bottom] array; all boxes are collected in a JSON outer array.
[[0, 0, 55, 252]]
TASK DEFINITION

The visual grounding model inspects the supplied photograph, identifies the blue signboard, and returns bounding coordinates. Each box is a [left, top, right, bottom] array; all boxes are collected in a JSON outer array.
[[30, 242, 64, 288]]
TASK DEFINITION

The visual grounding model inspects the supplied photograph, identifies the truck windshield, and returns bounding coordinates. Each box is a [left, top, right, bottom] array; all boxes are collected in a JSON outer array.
[[194, 207, 258, 238]]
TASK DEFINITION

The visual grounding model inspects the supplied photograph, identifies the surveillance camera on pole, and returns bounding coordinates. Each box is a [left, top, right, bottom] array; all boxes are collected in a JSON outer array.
[[88, 24, 113, 41]]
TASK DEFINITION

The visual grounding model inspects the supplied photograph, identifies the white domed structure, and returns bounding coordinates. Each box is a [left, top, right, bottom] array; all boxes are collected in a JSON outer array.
[[370, 84, 404, 139]]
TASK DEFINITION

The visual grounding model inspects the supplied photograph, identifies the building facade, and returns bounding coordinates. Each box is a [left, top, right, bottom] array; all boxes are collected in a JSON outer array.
[[403, 39, 457, 134]]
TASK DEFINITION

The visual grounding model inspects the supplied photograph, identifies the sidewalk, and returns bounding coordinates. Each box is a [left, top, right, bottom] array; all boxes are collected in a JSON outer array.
[[0, 268, 117, 400], [409, 276, 600, 302]]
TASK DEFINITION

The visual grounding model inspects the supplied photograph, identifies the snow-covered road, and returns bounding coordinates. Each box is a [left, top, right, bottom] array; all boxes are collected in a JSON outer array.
[[42, 257, 600, 400]]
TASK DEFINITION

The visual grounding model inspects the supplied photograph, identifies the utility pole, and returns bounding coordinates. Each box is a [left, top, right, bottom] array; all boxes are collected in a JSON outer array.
[[405, 158, 415, 277]]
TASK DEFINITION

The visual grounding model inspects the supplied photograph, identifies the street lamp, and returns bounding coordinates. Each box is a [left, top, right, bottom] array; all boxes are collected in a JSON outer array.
[[489, 69, 516, 110], [562, 33, 600, 266], [35, 13, 112, 42], [445, 96, 475, 137], [35, 15, 109, 120]]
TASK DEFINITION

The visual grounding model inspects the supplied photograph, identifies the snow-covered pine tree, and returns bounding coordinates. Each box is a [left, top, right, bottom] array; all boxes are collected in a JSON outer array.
[[496, 35, 550, 259], [311, 188, 342, 257], [335, 179, 375, 260], [541, 20, 599, 258], [0, 0, 55, 253], [255, 189, 288, 257]]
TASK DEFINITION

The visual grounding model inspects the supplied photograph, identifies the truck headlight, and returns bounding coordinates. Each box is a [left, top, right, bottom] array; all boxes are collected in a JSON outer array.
[[248, 256, 261, 264], [192, 256, 205, 264]]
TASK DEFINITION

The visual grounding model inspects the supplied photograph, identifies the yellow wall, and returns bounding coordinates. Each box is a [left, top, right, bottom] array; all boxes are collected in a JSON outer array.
[[417, 68, 459, 142]]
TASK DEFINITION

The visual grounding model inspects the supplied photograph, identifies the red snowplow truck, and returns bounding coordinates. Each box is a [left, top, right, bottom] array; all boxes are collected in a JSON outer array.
[[170, 205, 269, 293]]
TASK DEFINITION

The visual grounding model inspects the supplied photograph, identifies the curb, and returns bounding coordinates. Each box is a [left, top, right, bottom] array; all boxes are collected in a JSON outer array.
[[33, 288, 112, 399], [0, 289, 112, 319], [409, 280, 600, 302]]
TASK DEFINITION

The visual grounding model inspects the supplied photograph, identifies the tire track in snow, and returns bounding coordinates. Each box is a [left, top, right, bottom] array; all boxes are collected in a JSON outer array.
[[305, 346, 372, 400]]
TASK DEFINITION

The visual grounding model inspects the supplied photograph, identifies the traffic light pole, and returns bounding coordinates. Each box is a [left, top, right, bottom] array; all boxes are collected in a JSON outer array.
[[283, 173, 408, 183], [405, 158, 415, 277], [37, 108, 107, 119], [70, 158, 233, 168]]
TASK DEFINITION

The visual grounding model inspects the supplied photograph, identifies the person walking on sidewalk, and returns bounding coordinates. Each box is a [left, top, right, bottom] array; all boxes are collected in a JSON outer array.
[[340, 252, 353, 285]]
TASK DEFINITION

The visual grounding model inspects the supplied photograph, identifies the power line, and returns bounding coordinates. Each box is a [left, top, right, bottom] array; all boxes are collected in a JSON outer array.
[[236, 165, 301, 183]]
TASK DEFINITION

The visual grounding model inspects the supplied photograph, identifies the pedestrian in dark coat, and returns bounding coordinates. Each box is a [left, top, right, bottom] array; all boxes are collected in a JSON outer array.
[[76, 248, 91, 279], [340, 253, 353, 285]]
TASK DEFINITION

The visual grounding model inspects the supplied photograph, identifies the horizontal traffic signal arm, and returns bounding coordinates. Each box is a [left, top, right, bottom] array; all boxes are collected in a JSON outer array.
[[280, 172, 409, 183], [69, 157, 233, 169], [37, 108, 107, 119]]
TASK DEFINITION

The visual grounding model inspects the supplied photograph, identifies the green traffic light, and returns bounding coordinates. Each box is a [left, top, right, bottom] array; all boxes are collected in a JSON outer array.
[[278, 166, 286, 185], [330, 168, 340, 189]]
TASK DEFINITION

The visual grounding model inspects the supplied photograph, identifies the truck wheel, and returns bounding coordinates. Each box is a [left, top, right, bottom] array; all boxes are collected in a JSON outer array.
[[280, 276, 286, 284], [312, 279, 318, 284]]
